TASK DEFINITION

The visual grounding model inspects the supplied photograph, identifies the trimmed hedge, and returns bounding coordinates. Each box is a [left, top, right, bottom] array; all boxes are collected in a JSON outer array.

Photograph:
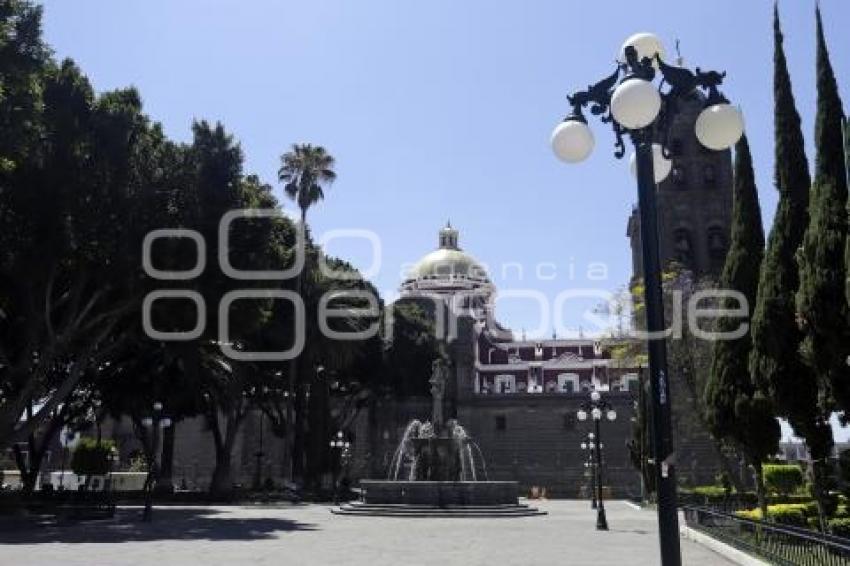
[[735, 503, 810, 527], [70, 438, 116, 477], [764, 464, 804, 496], [828, 518, 850, 538]]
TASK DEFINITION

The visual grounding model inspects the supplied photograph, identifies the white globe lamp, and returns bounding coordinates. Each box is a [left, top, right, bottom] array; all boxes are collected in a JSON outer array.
[[695, 104, 744, 150], [577, 409, 588, 421], [590, 390, 601, 402], [591, 407, 602, 420], [629, 143, 672, 183], [551, 119, 595, 163], [619, 32, 666, 67], [610, 78, 661, 130]]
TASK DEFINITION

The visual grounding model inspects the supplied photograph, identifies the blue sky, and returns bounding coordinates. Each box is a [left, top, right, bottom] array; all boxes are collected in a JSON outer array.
[[40, 0, 848, 339]]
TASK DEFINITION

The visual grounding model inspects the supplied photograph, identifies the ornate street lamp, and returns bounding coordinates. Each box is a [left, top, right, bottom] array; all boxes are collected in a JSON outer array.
[[553, 33, 742, 565], [578, 390, 617, 531], [141, 401, 171, 522]]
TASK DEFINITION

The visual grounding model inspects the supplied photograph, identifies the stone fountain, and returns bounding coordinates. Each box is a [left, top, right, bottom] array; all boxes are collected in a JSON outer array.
[[334, 358, 544, 516]]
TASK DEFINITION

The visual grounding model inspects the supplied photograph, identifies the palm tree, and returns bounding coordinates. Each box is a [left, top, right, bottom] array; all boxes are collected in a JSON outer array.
[[277, 143, 336, 484], [278, 143, 336, 227]]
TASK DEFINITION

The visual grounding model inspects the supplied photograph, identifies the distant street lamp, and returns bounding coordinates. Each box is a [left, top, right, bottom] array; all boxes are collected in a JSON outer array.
[[141, 401, 171, 522], [580, 431, 598, 509], [552, 32, 742, 566], [578, 390, 617, 531], [329, 431, 351, 505]]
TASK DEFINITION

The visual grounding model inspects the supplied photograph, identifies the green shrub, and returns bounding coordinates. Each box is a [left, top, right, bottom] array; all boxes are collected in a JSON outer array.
[[70, 438, 116, 477], [735, 503, 809, 527], [764, 464, 804, 496], [692, 485, 730, 498], [828, 518, 850, 538]]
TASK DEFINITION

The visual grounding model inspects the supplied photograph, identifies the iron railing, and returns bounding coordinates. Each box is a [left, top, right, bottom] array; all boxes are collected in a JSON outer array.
[[682, 505, 850, 565]]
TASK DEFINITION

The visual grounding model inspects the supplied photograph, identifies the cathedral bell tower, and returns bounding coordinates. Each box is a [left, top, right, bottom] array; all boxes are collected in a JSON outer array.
[[626, 93, 733, 280]]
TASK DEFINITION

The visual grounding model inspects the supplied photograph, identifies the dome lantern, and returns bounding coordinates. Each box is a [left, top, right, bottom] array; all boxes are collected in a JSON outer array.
[[439, 221, 459, 250]]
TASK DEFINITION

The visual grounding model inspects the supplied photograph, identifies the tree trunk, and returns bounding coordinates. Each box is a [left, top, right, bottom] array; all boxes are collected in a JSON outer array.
[[306, 377, 330, 491], [292, 382, 305, 483], [812, 460, 830, 532], [753, 461, 768, 522], [208, 409, 244, 497], [209, 450, 233, 497], [287, 209, 308, 485], [714, 440, 746, 493], [156, 422, 176, 493]]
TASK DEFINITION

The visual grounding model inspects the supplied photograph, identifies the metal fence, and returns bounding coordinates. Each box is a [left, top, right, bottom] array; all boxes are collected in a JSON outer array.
[[682, 506, 850, 565]]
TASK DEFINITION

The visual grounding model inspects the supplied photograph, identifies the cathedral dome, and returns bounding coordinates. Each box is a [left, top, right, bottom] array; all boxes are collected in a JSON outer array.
[[410, 248, 488, 281], [404, 223, 490, 284]]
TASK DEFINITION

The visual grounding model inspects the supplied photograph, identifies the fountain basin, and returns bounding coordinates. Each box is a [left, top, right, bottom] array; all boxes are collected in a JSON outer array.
[[360, 480, 519, 506]]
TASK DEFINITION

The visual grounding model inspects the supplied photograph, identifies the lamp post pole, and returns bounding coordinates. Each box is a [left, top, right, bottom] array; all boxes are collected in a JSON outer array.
[[634, 136, 680, 564], [581, 434, 597, 509], [141, 402, 171, 523], [329, 431, 350, 505], [593, 414, 607, 531]]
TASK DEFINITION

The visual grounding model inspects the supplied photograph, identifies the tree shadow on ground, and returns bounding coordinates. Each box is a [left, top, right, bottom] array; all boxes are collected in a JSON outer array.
[[0, 507, 317, 544]]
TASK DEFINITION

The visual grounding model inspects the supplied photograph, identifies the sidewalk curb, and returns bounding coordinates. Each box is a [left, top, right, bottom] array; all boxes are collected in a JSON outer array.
[[680, 525, 770, 566]]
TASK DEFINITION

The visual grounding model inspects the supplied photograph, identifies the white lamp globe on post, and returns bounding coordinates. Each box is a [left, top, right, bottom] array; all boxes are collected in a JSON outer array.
[[607, 409, 617, 422], [629, 144, 672, 183], [695, 103, 744, 150], [590, 390, 601, 402], [591, 407, 602, 420], [577, 409, 588, 421], [619, 32, 666, 67], [551, 119, 595, 163], [610, 78, 661, 130]]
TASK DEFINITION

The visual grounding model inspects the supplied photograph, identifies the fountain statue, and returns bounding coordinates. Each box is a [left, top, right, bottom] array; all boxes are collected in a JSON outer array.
[[386, 355, 487, 482], [334, 353, 545, 516]]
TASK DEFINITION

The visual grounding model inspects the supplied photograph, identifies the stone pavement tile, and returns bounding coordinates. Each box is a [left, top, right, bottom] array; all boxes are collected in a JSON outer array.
[[0, 501, 735, 566]]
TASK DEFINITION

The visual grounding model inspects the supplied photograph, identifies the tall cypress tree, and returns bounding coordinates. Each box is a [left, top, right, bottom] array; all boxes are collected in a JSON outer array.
[[795, 6, 849, 529], [798, 5, 849, 418], [750, 5, 832, 523], [706, 135, 779, 521]]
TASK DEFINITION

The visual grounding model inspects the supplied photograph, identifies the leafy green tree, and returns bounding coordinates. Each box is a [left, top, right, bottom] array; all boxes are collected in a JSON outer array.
[[750, 6, 834, 527], [0, 1, 50, 174], [0, 52, 164, 450], [706, 135, 779, 521], [277, 143, 337, 483], [795, 7, 848, 529], [178, 128, 293, 495], [384, 302, 442, 398]]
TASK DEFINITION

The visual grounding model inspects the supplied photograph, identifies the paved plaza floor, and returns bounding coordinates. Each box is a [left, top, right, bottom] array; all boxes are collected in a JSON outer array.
[[0, 500, 736, 566]]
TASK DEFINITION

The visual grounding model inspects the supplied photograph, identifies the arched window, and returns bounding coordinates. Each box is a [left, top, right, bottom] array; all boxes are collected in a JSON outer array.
[[707, 226, 727, 263], [673, 228, 693, 267]]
